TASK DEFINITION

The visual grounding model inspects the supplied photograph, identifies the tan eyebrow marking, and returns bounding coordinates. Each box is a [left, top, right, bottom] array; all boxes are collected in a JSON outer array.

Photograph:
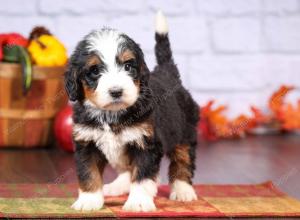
[[86, 55, 101, 67], [119, 49, 135, 63]]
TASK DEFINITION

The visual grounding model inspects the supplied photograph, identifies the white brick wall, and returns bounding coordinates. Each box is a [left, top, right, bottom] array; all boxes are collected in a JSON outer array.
[[211, 18, 261, 52], [1, 0, 300, 116]]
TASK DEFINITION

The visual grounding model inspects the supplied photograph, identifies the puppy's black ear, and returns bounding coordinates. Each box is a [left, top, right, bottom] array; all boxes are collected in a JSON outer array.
[[65, 39, 88, 102], [140, 61, 150, 83], [64, 65, 83, 102], [136, 49, 150, 84]]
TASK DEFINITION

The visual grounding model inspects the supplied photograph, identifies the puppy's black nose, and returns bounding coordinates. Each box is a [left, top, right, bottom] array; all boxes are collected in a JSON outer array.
[[109, 87, 123, 99]]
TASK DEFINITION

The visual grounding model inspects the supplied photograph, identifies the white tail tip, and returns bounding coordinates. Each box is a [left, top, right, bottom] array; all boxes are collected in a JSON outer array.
[[155, 10, 168, 35]]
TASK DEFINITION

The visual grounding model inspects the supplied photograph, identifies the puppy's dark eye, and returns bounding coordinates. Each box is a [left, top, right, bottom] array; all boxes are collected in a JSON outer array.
[[124, 63, 132, 71], [124, 59, 137, 72], [88, 65, 101, 78]]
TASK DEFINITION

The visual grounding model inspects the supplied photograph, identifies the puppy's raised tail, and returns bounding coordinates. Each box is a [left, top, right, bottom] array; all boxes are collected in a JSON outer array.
[[155, 11, 173, 65]]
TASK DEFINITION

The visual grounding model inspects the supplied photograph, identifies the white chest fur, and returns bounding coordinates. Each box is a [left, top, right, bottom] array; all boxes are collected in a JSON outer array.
[[73, 123, 151, 171]]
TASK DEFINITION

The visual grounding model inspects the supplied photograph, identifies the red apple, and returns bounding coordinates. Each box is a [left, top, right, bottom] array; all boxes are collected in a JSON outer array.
[[54, 104, 74, 152]]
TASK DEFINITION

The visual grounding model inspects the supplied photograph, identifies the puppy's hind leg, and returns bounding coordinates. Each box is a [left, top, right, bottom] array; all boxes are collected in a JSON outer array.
[[103, 171, 131, 196], [168, 144, 198, 202]]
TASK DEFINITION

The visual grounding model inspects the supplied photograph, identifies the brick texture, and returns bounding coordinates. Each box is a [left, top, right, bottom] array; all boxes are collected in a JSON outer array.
[[264, 16, 300, 52], [1, 0, 300, 114], [212, 18, 261, 52]]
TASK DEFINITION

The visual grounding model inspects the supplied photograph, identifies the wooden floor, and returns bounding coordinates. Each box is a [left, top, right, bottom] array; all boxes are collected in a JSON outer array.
[[0, 134, 299, 218]]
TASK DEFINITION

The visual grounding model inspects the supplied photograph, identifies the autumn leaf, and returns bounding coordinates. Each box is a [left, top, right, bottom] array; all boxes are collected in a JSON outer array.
[[200, 101, 253, 140], [280, 100, 300, 130], [199, 100, 229, 140], [269, 85, 294, 117], [250, 106, 271, 126], [199, 85, 300, 141], [230, 115, 252, 137]]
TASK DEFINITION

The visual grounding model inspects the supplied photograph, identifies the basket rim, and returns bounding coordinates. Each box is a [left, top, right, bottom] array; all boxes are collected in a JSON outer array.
[[0, 62, 66, 79], [0, 108, 59, 119]]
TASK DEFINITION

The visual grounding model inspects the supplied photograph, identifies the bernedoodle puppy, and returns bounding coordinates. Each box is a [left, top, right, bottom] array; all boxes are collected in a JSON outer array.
[[64, 11, 199, 212]]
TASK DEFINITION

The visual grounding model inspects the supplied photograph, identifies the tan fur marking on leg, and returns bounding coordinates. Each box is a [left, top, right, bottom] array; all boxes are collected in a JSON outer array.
[[79, 154, 104, 192], [168, 144, 192, 183]]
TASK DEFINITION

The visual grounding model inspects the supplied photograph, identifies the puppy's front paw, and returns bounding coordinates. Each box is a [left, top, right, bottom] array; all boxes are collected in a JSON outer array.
[[122, 179, 157, 212], [170, 180, 198, 202], [123, 194, 156, 212], [71, 190, 104, 211]]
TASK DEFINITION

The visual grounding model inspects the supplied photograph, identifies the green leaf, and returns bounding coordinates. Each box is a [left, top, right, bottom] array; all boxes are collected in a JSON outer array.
[[3, 45, 32, 94], [18, 46, 32, 94]]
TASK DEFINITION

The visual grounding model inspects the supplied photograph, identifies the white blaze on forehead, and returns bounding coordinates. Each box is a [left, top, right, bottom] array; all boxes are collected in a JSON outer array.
[[86, 29, 123, 66]]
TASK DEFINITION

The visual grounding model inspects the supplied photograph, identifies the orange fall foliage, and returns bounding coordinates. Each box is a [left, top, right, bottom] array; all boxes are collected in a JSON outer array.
[[199, 85, 300, 140]]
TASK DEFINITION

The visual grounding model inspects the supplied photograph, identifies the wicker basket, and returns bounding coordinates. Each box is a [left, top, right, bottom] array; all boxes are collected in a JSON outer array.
[[0, 62, 68, 148]]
